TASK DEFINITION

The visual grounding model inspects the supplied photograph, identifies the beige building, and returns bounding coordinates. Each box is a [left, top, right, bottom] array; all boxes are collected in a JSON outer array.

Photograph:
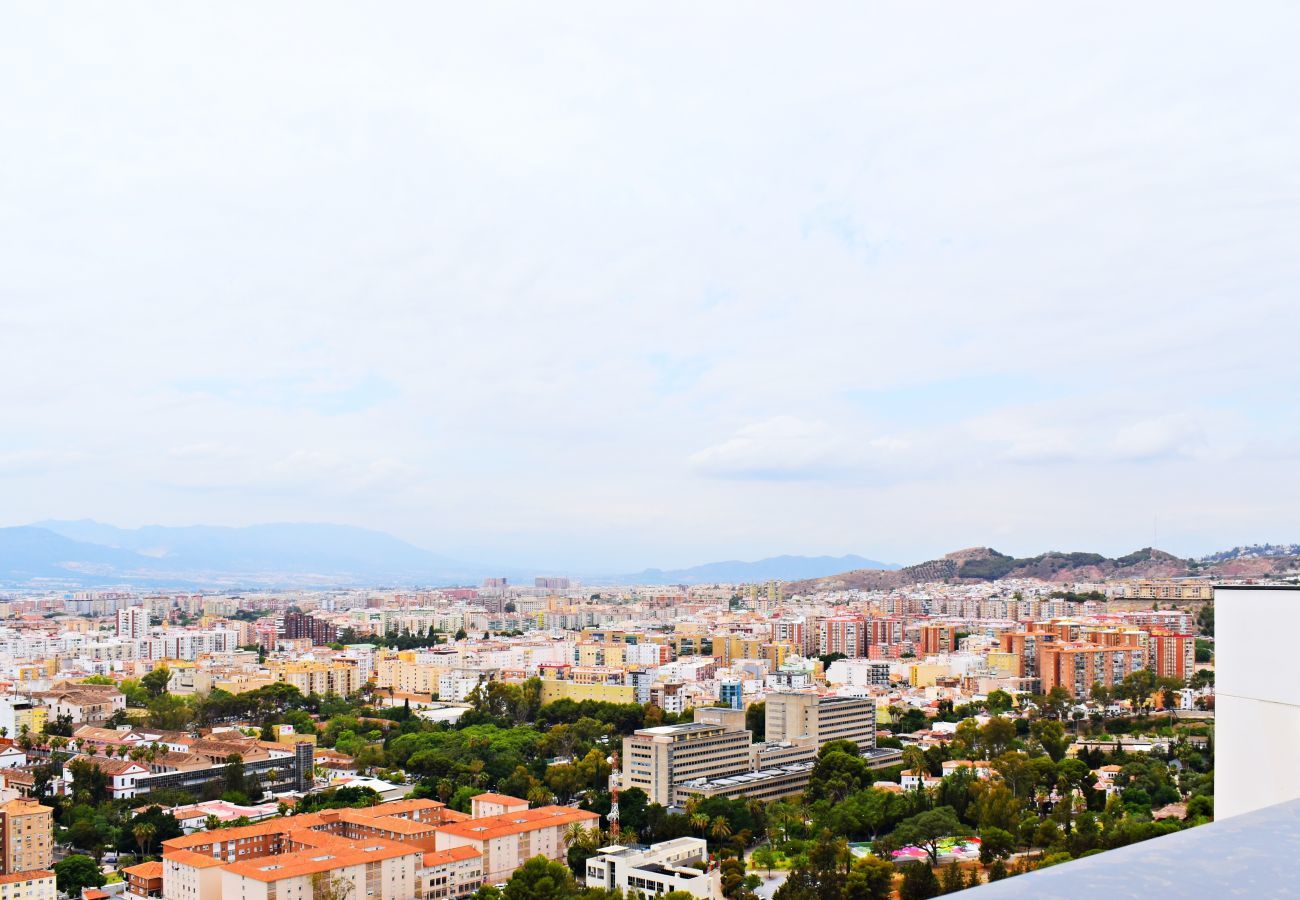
[[622, 723, 752, 806], [0, 799, 52, 875], [765, 692, 876, 752], [377, 655, 442, 696], [269, 660, 362, 697], [220, 836, 419, 900], [432, 806, 600, 884], [0, 870, 54, 900]]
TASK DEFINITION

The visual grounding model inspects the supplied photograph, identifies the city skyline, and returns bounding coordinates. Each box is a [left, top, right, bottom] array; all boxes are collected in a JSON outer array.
[[4, 4, 1299, 570]]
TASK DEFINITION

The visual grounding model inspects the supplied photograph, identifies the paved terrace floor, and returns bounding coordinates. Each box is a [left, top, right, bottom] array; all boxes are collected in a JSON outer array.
[[970, 797, 1300, 898]]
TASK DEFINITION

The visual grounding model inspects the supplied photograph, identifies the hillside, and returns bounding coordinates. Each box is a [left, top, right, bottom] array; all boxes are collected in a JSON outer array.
[[606, 554, 899, 586], [785, 545, 1300, 594]]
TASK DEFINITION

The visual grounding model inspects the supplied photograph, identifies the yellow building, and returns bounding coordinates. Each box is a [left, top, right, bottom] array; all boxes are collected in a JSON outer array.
[[909, 663, 948, 688], [376, 655, 441, 696], [986, 652, 1022, 677], [575, 643, 626, 667], [268, 661, 361, 697], [538, 680, 635, 705]]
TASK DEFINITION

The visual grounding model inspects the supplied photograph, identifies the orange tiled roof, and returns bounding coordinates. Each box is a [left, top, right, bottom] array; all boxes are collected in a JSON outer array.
[[422, 846, 481, 867], [0, 870, 53, 884], [223, 840, 417, 882], [434, 805, 598, 842], [470, 792, 528, 806], [123, 860, 164, 879]]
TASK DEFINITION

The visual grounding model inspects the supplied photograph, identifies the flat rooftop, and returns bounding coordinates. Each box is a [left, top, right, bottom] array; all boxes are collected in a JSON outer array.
[[969, 797, 1300, 898]]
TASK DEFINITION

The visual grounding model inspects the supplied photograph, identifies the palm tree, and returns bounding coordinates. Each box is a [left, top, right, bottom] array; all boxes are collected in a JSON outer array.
[[563, 822, 592, 849], [133, 823, 157, 858], [709, 816, 731, 843], [684, 796, 701, 819], [691, 813, 710, 836]]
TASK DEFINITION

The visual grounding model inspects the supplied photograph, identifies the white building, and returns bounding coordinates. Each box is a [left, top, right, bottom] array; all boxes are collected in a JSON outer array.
[[585, 838, 721, 899]]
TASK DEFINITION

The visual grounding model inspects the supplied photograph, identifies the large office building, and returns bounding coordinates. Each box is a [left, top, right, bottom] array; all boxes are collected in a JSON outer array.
[[622, 722, 753, 806], [765, 692, 876, 752]]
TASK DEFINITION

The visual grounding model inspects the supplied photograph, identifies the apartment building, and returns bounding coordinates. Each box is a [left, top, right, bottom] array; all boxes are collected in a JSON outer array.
[[377, 654, 442, 696], [1149, 631, 1197, 681], [162, 799, 474, 900], [117, 606, 150, 639], [818, 615, 867, 658], [0, 871, 54, 900], [1113, 579, 1214, 601], [431, 806, 600, 884], [765, 692, 876, 752], [269, 660, 362, 697], [282, 609, 338, 645], [0, 800, 52, 875], [622, 723, 753, 806], [918, 623, 961, 655], [1038, 642, 1148, 699], [420, 845, 483, 899]]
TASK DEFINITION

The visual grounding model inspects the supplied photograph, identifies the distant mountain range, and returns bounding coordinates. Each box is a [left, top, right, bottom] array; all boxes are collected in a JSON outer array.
[[1, 520, 489, 589], [603, 554, 899, 586], [784, 545, 1300, 594], [0, 520, 896, 589]]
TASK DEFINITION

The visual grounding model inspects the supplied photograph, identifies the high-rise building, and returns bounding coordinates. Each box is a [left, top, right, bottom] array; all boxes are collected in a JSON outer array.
[[765, 692, 876, 752], [116, 606, 149, 640], [281, 610, 337, 646], [818, 615, 867, 658], [0, 799, 53, 875], [1037, 642, 1147, 700], [622, 723, 753, 806], [918, 623, 961, 655], [1149, 631, 1196, 682]]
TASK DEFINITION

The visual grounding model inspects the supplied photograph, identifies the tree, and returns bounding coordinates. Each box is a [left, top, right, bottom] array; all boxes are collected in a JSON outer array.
[[884, 807, 971, 868], [846, 854, 894, 900], [141, 665, 172, 698], [988, 859, 1009, 881], [222, 752, 250, 803], [752, 847, 777, 878], [709, 815, 732, 843], [985, 690, 1013, 713], [746, 701, 766, 741], [310, 872, 355, 900], [898, 862, 940, 900], [502, 855, 576, 900], [1031, 719, 1068, 762], [978, 826, 1015, 863], [133, 822, 158, 858], [939, 863, 965, 895], [978, 717, 1016, 757], [55, 855, 105, 897]]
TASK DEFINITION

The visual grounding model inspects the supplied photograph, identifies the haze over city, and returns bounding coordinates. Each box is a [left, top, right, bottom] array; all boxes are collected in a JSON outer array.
[[5, 4, 1299, 573]]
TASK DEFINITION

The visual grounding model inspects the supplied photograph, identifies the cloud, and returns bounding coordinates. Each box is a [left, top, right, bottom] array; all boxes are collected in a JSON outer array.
[[690, 417, 909, 481], [1, 4, 1299, 566]]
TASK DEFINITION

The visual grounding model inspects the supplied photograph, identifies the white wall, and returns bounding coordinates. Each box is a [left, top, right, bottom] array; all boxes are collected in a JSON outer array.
[[1215, 585, 1300, 819]]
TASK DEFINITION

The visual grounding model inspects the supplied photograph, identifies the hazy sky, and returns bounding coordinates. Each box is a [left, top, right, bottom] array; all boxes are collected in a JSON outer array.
[[3, 4, 1299, 571]]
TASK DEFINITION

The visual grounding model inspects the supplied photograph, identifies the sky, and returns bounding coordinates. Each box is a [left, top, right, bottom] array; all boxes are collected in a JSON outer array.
[[3, 3, 1299, 572]]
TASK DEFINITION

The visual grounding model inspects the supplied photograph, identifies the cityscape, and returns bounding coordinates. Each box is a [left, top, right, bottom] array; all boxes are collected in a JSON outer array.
[[0, 539, 1254, 900], [5, 3, 1298, 899]]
